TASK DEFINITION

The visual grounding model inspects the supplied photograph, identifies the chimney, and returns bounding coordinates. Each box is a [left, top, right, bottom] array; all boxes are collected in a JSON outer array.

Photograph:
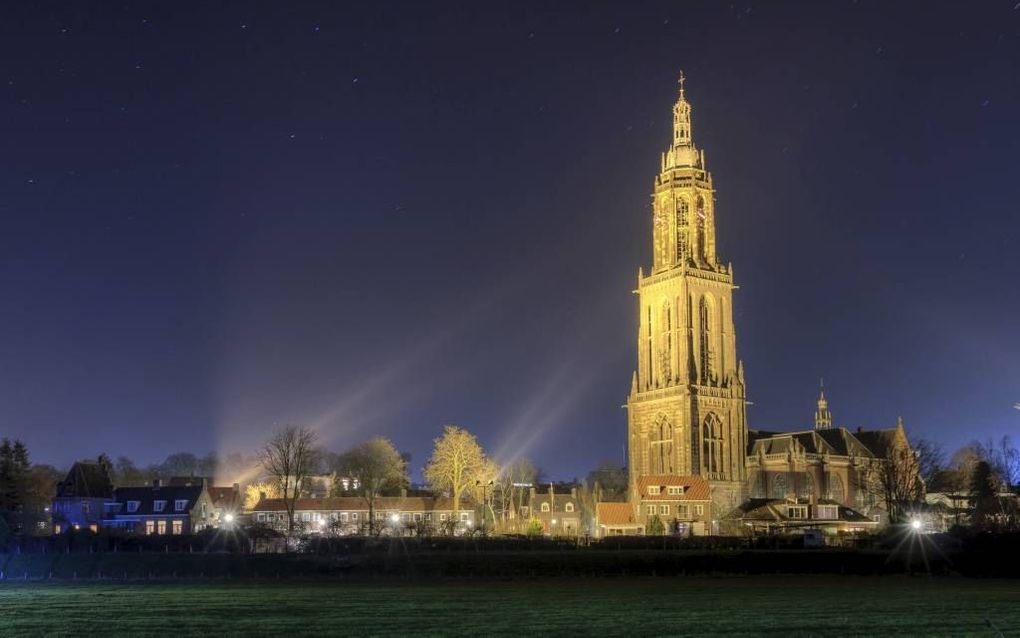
[[259, 491, 266, 502], [570, 487, 577, 499], [529, 486, 536, 501], [153, 478, 162, 489], [232, 482, 240, 493], [400, 487, 407, 498]]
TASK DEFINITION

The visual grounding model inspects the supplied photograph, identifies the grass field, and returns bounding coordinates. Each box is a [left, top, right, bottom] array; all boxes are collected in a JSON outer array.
[[0, 577, 1017, 636]]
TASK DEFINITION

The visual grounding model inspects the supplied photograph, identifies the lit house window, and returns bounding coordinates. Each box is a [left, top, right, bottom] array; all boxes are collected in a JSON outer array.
[[154, 500, 167, 513], [648, 486, 661, 495], [175, 500, 188, 512], [156, 520, 167, 535], [816, 505, 838, 520], [127, 501, 140, 513], [541, 503, 550, 512], [787, 506, 808, 520], [565, 503, 574, 513], [172, 520, 183, 535], [145, 521, 155, 535]]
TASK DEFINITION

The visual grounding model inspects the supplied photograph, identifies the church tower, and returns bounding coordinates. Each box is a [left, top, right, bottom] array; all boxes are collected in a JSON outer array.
[[626, 73, 748, 510]]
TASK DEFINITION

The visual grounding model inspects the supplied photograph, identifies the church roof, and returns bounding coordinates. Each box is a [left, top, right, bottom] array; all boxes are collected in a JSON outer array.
[[747, 427, 880, 459]]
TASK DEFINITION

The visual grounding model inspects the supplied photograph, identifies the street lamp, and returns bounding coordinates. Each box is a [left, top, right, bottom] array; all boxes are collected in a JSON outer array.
[[476, 479, 494, 535], [910, 519, 922, 531]]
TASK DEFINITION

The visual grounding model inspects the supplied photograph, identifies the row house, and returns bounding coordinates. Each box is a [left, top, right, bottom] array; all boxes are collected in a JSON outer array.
[[102, 479, 218, 535], [249, 496, 476, 535], [52, 458, 115, 534], [595, 502, 643, 537], [594, 475, 714, 537], [636, 475, 713, 535], [725, 498, 879, 537], [52, 461, 241, 535], [521, 485, 583, 537]]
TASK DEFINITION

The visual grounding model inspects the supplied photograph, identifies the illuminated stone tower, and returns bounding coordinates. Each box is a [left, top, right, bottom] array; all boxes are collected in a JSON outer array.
[[626, 73, 747, 511]]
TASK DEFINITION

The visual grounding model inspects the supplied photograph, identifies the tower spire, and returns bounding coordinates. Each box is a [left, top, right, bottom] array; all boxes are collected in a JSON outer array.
[[815, 379, 832, 430], [665, 70, 697, 169]]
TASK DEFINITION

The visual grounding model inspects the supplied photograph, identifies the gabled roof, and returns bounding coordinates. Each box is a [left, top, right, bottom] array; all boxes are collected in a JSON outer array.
[[725, 498, 876, 525], [748, 427, 881, 459], [111, 485, 205, 517], [56, 462, 114, 499], [852, 428, 900, 458], [207, 486, 241, 510], [636, 475, 711, 501], [596, 502, 639, 527]]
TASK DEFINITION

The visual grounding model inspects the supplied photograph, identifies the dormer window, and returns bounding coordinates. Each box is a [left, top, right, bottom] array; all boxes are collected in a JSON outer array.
[[154, 500, 167, 513], [541, 502, 550, 513], [565, 503, 574, 513], [127, 501, 140, 513], [175, 499, 188, 512], [648, 486, 661, 495], [667, 486, 684, 496]]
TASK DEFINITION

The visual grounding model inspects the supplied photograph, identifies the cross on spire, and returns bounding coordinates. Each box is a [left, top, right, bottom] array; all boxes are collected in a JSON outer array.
[[677, 70, 686, 99]]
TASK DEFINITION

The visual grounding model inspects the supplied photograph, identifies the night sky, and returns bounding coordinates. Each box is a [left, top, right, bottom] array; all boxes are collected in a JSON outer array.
[[2, 2, 1018, 480]]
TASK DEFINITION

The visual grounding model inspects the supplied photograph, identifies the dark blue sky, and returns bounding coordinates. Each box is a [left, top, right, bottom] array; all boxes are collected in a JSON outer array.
[[2, 2, 1018, 479]]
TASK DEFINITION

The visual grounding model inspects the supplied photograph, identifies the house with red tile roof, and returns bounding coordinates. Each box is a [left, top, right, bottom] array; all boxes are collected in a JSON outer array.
[[635, 475, 713, 535]]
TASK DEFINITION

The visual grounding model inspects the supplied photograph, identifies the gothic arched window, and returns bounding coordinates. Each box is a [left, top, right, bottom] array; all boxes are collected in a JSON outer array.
[[772, 473, 788, 498], [651, 414, 674, 475], [796, 472, 815, 500], [827, 474, 845, 503], [691, 421, 701, 476], [702, 413, 724, 477], [659, 302, 672, 382], [676, 198, 689, 259], [695, 195, 707, 262], [699, 296, 714, 384]]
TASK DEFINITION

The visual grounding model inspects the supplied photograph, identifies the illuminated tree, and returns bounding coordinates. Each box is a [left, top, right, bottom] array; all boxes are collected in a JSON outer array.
[[424, 425, 489, 524], [244, 481, 281, 511], [336, 437, 407, 535], [259, 425, 320, 540], [646, 514, 665, 536]]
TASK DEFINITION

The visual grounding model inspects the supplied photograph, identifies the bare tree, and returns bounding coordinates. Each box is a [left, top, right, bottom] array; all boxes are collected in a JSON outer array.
[[259, 425, 319, 540], [423, 425, 488, 526], [876, 444, 924, 524], [914, 438, 946, 491], [336, 437, 407, 535]]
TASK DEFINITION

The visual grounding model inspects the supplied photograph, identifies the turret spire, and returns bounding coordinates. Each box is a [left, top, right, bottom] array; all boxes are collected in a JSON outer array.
[[814, 379, 832, 430]]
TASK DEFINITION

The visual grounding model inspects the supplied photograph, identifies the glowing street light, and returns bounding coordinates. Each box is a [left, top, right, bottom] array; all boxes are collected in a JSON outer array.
[[910, 519, 922, 531], [223, 513, 235, 524]]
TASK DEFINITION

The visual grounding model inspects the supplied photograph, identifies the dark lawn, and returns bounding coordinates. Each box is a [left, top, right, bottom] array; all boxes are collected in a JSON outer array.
[[0, 576, 1017, 636]]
